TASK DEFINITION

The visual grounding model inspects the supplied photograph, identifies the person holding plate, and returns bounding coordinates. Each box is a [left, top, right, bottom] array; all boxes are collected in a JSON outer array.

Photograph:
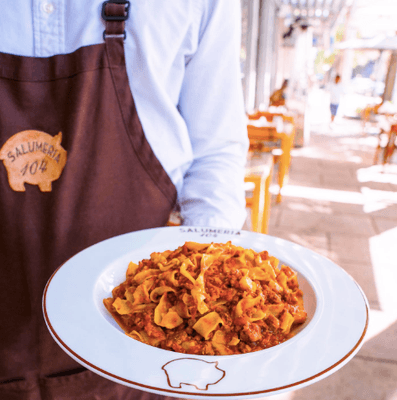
[[0, 0, 248, 399]]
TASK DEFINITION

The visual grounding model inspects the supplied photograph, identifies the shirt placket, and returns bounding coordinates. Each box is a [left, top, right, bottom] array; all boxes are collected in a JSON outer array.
[[33, 0, 65, 57]]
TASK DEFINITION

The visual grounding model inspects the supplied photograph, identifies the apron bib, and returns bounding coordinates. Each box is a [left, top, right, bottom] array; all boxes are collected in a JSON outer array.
[[0, 2, 177, 398]]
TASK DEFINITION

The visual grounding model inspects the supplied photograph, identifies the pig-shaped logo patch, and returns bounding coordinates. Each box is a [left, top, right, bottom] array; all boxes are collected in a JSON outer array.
[[0, 130, 67, 192], [162, 358, 225, 390]]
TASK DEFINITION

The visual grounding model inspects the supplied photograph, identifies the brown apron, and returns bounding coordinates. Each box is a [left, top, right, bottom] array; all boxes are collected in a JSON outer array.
[[0, 2, 179, 399]]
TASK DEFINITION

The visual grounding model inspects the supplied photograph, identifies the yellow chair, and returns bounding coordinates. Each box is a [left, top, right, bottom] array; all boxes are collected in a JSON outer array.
[[245, 152, 274, 234], [247, 124, 293, 203], [373, 123, 397, 165]]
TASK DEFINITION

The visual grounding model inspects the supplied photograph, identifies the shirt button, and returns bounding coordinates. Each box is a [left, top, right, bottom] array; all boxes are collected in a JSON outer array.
[[42, 2, 55, 14]]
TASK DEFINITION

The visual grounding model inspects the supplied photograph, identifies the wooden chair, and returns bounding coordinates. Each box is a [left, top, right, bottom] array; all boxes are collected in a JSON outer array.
[[361, 103, 383, 135], [166, 168, 274, 234], [374, 123, 397, 165], [247, 124, 293, 203], [247, 111, 296, 127], [245, 152, 274, 234]]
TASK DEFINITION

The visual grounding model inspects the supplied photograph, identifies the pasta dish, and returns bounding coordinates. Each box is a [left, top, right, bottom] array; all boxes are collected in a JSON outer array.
[[103, 241, 307, 355]]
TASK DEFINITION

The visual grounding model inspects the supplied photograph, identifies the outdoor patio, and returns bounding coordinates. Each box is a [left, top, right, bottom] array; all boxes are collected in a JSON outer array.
[[255, 111, 397, 399]]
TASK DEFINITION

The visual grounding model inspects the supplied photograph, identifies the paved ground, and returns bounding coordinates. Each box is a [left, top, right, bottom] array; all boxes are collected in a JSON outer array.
[[253, 116, 397, 400]]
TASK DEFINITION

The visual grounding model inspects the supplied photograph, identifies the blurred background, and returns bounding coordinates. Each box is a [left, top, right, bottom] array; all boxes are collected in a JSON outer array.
[[240, 1, 397, 399], [240, 0, 397, 145]]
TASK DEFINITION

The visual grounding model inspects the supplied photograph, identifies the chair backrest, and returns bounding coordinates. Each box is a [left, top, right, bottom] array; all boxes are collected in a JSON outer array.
[[248, 111, 285, 120], [247, 125, 281, 152], [248, 112, 295, 141], [248, 111, 295, 125], [248, 111, 274, 121]]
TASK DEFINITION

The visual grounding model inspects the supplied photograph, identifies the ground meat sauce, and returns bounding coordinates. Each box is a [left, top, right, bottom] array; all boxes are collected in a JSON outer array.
[[103, 241, 307, 355]]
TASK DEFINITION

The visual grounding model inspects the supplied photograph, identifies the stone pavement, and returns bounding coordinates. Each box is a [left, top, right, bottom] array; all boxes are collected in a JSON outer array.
[[254, 117, 397, 400]]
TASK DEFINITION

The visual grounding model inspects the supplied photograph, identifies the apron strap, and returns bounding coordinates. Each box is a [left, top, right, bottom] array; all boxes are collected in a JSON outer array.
[[101, 0, 130, 40]]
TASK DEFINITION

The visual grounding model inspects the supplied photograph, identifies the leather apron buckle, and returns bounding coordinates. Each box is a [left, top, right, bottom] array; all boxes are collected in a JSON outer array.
[[102, 1, 130, 40]]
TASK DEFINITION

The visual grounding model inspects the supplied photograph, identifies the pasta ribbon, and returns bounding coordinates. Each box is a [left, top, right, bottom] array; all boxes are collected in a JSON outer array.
[[134, 269, 160, 284], [159, 258, 180, 271], [174, 300, 191, 318], [235, 296, 262, 318], [112, 298, 134, 315], [248, 309, 268, 322], [126, 278, 154, 305], [113, 298, 155, 315], [279, 311, 295, 334], [126, 261, 139, 277], [185, 242, 209, 252], [211, 341, 234, 355], [154, 293, 183, 329], [159, 309, 183, 329], [239, 269, 257, 291], [128, 330, 144, 342], [191, 254, 212, 315], [158, 270, 179, 287], [180, 260, 197, 284], [260, 260, 277, 280], [268, 304, 284, 316], [150, 286, 175, 303], [128, 330, 163, 346], [277, 271, 291, 293], [193, 311, 223, 339], [212, 330, 239, 346], [248, 267, 270, 281]]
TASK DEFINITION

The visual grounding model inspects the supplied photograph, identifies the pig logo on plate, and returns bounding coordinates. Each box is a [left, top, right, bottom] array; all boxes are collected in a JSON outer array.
[[162, 358, 226, 390]]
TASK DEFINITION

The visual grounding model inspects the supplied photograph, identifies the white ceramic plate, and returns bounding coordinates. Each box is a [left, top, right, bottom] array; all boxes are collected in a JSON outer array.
[[43, 226, 369, 399]]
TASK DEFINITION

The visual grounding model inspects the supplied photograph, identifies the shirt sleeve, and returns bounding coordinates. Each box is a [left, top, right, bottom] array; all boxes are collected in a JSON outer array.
[[177, 0, 249, 229]]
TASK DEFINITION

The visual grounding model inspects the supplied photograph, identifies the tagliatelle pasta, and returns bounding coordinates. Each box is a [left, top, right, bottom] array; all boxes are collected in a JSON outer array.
[[103, 241, 307, 355]]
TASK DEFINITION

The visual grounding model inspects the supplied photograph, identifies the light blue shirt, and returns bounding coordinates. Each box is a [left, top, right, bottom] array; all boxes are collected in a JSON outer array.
[[0, 0, 249, 229]]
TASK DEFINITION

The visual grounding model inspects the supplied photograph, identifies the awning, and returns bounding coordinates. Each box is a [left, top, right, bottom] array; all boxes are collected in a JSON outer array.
[[337, 35, 397, 51], [278, 0, 348, 28]]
